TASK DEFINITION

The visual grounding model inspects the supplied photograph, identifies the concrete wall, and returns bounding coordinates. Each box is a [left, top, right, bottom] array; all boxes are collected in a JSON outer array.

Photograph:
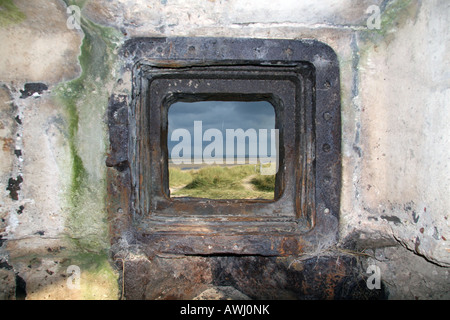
[[0, 0, 448, 299]]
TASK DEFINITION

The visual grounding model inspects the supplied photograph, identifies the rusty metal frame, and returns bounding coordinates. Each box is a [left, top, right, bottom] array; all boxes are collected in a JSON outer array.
[[107, 37, 341, 256]]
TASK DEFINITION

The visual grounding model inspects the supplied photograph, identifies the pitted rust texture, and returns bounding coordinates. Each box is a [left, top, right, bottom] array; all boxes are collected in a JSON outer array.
[[145, 71, 310, 220], [106, 94, 134, 244], [139, 234, 304, 257], [107, 37, 341, 257], [117, 255, 387, 300], [106, 94, 129, 170]]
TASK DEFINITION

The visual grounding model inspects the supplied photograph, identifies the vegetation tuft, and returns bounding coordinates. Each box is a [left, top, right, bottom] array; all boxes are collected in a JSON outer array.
[[169, 165, 275, 200]]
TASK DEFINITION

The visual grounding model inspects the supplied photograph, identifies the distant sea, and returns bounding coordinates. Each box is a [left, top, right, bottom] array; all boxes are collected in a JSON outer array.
[[169, 157, 274, 170]]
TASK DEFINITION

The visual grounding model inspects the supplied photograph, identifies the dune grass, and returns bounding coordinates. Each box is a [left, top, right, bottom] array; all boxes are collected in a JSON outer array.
[[169, 165, 275, 200], [250, 174, 276, 192], [168, 167, 193, 187]]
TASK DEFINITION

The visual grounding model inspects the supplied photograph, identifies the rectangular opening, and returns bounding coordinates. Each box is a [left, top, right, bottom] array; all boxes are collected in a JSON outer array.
[[144, 68, 304, 220], [108, 37, 341, 255], [167, 100, 278, 200]]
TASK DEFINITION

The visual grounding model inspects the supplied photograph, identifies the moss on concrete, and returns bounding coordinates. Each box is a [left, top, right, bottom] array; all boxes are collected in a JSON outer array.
[[11, 252, 119, 300], [62, 252, 119, 300], [379, 0, 414, 33], [0, 0, 26, 27], [55, 2, 122, 253], [360, 0, 420, 44]]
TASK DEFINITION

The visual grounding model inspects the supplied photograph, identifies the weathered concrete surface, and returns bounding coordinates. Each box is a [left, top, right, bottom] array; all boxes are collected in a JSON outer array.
[[116, 252, 387, 300], [0, 0, 119, 300], [363, 246, 450, 299], [0, 86, 15, 249], [0, 264, 15, 300], [0, 0, 82, 84], [341, 0, 450, 267], [8, 94, 70, 242], [84, 0, 385, 36], [11, 254, 118, 300], [0, 0, 448, 299]]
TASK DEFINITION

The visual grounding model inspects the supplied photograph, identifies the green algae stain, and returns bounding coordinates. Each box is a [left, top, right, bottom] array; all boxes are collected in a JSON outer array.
[[55, 2, 122, 253], [62, 252, 119, 300], [361, 0, 420, 44], [379, 0, 415, 33], [0, 0, 26, 27]]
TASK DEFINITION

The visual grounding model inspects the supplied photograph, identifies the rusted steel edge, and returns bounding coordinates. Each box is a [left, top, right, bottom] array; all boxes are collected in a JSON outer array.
[[107, 37, 341, 257]]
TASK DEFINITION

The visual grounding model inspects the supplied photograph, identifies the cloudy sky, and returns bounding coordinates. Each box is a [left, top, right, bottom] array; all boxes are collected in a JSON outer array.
[[168, 101, 276, 159]]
